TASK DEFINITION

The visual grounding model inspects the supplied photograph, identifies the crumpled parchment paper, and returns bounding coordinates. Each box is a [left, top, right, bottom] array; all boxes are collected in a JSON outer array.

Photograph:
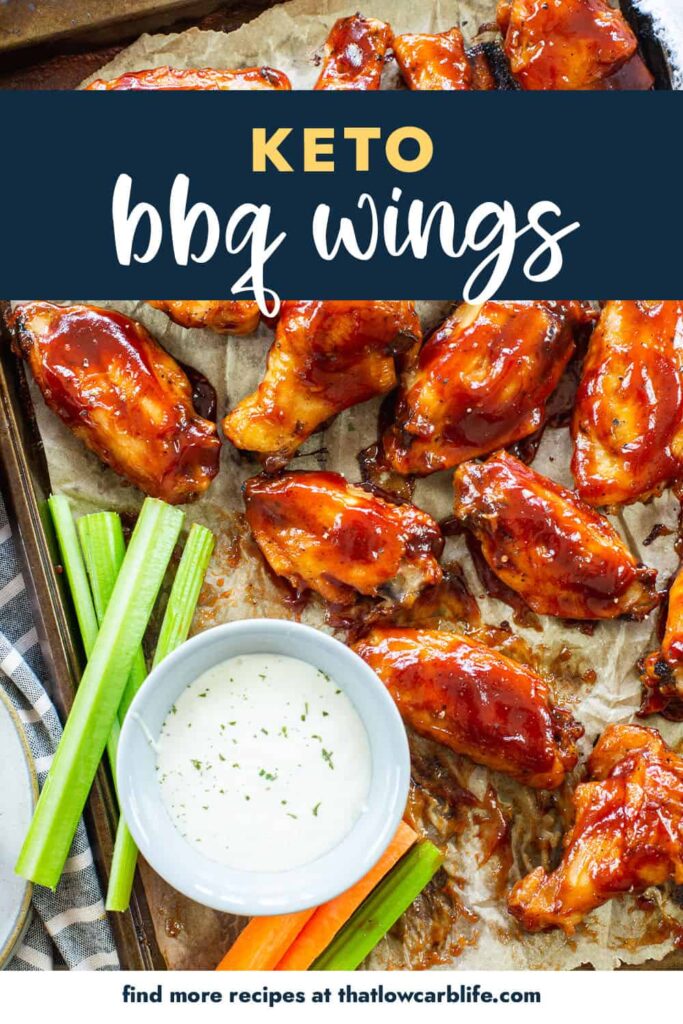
[[20, 0, 683, 973]]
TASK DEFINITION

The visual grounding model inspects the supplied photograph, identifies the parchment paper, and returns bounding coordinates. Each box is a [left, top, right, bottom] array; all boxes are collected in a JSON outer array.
[[23, 0, 683, 972]]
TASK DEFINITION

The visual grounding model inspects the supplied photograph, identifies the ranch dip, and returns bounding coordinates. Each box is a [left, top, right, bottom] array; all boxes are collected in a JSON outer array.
[[156, 653, 372, 872]]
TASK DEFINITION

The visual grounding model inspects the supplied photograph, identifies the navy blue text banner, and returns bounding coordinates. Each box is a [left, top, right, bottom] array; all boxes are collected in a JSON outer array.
[[0, 90, 681, 302]]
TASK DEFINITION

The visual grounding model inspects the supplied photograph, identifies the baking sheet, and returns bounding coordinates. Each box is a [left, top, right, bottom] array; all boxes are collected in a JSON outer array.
[[0, 322, 166, 971], [19, 0, 683, 972], [25, 294, 683, 971]]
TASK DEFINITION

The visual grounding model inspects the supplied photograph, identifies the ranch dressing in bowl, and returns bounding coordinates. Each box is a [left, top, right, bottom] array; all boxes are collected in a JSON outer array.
[[156, 653, 372, 873]]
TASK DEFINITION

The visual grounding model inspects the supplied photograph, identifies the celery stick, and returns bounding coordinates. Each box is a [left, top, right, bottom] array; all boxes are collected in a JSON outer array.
[[106, 823, 140, 913], [77, 512, 148, 719], [48, 496, 99, 657], [77, 512, 126, 618], [106, 522, 215, 913], [311, 841, 444, 971], [49, 500, 125, 774], [152, 523, 215, 668], [77, 512, 148, 779], [16, 497, 184, 890]]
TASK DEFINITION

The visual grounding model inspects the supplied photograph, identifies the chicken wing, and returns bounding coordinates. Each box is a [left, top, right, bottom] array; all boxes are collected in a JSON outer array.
[[393, 28, 472, 90], [640, 566, 683, 718], [223, 301, 421, 471], [314, 14, 392, 90], [85, 65, 292, 90], [148, 300, 260, 336], [453, 450, 659, 620], [10, 302, 220, 505], [509, 723, 683, 933], [383, 301, 587, 476], [497, 0, 653, 90], [572, 301, 683, 508], [243, 471, 443, 606], [354, 627, 581, 788]]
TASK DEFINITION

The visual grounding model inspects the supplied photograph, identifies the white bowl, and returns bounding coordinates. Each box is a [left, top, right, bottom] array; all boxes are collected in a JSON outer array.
[[117, 619, 410, 915], [0, 687, 36, 969]]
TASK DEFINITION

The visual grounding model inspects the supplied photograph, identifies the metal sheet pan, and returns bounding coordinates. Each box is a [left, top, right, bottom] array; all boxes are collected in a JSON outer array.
[[0, 0, 227, 54], [0, 303, 164, 971]]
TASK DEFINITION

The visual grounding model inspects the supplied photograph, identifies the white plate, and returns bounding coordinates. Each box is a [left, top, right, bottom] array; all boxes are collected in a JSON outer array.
[[0, 686, 37, 969]]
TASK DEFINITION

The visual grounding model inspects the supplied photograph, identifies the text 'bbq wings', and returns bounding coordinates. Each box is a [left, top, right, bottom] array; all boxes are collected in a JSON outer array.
[[243, 471, 443, 606], [382, 301, 588, 476], [314, 14, 392, 90], [497, 0, 653, 90], [354, 627, 581, 788], [223, 300, 421, 471], [10, 302, 220, 505], [393, 28, 472, 90], [572, 301, 683, 508], [453, 450, 659, 621], [148, 300, 260, 336], [85, 66, 292, 90], [509, 724, 683, 932]]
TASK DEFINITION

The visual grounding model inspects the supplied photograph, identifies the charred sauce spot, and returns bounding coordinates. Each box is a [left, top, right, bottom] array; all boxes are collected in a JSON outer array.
[[358, 443, 416, 503], [358, 390, 417, 502], [563, 619, 597, 636], [467, 44, 497, 90], [398, 741, 517, 967], [388, 876, 479, 969], [439, 516, 464, 539], [621, 896, 683, 952], [476, 785, 512, 874], [643, 523, 674, 547], [639, 660, 683, 721], [178, 360, 217, 422], [408, 742, 479, 832], [508, 331, 592, 464]]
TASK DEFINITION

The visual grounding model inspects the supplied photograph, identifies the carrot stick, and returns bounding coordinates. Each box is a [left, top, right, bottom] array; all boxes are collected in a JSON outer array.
[[312, 840, 443, 970], [215, 909, 316, 971], [275, 821, 417, 971]]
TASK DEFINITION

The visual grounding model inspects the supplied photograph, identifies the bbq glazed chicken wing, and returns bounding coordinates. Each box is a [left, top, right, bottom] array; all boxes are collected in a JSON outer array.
[[314, 14, 392, 90], [509, 724, 683, 933], [453, 451, 659, 621], [393, 28, 472, 90], [572, 301, 683, 507], [223, 301, 421, 471], [383, 301, 588, 476], [497, 0, 653, 90], [244, 471, 443, 606], [354, 628, 581, 788], [85, 65, 292, 90], [148, 300, 260, 336], [10, 302, 220, 505], [640, 566, 683, 718]]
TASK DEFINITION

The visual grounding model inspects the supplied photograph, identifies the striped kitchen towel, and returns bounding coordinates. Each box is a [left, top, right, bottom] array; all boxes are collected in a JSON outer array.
[[0, 489, 119, 971]]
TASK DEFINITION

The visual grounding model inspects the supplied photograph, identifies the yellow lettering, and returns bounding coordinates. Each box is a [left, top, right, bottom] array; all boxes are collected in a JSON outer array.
[[385, 127, 433, 173], [252, 127, 293, 172], [304, 128, 335, 171], [343, 127, 382, 171]]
